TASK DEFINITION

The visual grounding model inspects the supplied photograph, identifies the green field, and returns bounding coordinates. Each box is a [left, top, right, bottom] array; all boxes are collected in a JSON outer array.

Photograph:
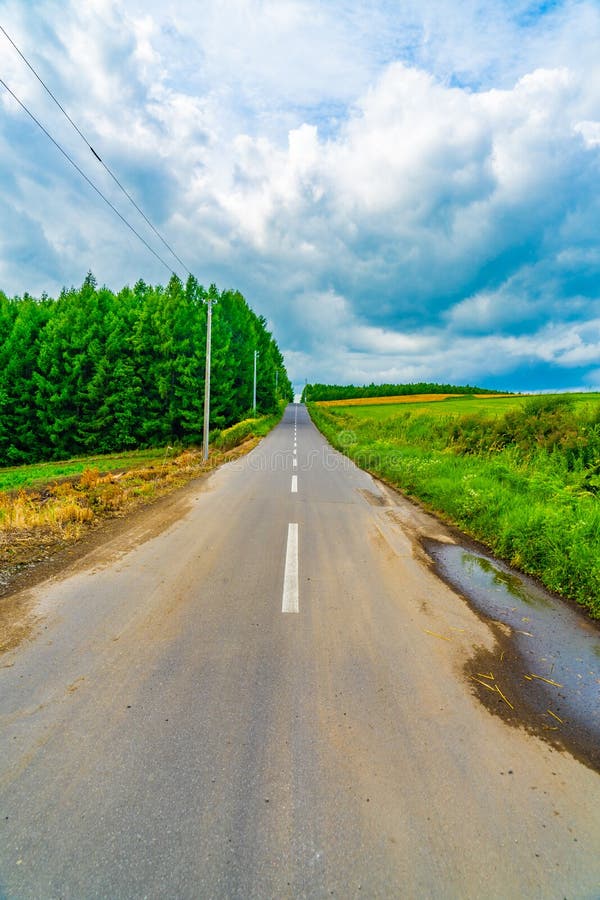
[[310, 392, 600, 619], [323, 392, 600, 420]]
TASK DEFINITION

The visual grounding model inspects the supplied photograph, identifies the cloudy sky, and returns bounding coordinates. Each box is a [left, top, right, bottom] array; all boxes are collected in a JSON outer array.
[[1, 0, 600, 393]]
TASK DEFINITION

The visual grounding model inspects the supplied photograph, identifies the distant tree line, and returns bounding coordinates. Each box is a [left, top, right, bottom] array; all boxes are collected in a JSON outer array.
[[301, 382, 505, 403], [0, 272, 293, 466]]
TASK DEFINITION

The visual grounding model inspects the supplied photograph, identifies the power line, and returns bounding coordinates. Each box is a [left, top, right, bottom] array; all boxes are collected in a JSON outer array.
[[0, 23, 192, 277], [0, 77, 176, 277]]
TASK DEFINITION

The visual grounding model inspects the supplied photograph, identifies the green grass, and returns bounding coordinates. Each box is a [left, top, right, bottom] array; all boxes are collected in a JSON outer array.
[[310, 393, 600, 620], [214, 410, 283, 451]]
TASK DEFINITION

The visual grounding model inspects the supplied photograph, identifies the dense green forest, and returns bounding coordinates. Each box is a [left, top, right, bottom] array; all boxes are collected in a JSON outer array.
[[301, 382, 506, 402], [0, 272, 293, 466]]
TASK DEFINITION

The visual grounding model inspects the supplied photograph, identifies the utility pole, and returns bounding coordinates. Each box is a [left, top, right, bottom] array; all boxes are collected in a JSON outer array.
[[202, 293, 214, 461], [253, 349, 259, 416]]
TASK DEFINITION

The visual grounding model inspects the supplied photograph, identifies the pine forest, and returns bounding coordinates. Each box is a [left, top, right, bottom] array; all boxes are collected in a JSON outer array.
[[0, 272, 293, 466]]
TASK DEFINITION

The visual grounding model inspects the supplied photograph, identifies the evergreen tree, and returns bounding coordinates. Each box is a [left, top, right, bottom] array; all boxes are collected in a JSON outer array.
[[85, 285, 142, 452], [35, 273, 107, 458], [0, 292, 50, 462], [0, 273, 293, 465]]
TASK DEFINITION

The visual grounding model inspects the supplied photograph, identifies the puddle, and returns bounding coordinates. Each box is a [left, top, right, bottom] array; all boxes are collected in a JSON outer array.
[[426, 540, 600, 771]]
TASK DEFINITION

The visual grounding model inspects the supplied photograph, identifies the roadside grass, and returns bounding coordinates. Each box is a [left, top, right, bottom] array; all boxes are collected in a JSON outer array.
[[0, 408, 283, 584], [0, 412, 284, 495], [309, 395, 600, 619], [0, 446, 178, 493]]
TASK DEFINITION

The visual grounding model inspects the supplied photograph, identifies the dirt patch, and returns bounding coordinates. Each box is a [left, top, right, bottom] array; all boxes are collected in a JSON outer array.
[[0, 590, 39, 656], [357, 488, 390, 507], [1, 527, 68, 590]]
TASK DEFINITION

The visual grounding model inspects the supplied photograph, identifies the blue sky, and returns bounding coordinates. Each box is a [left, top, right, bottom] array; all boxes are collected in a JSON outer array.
[[1, 0, 600, 393]]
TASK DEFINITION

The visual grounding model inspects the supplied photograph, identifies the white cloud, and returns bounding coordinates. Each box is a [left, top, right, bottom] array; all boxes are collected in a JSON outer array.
[[1, 0, 600, 392], [574, 120, 600, 147]]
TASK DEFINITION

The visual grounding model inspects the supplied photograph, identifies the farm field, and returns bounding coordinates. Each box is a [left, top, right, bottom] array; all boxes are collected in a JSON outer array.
[[318, 392, 467, 406], [309, 392, 600, 619], [319, 391, 600, 419]]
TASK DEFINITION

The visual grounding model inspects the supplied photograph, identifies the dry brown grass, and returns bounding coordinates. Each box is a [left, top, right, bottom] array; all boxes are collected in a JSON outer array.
[[0, 439, 262, 589], [173, 450, 199, 468], [0, 490, 92, 530], [79, 467, 101, 489]]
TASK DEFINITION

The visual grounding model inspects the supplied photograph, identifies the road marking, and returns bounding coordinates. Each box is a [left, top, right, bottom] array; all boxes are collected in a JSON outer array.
[[291, 475, 298, 492], [293, 458, 297, 467], [282, 523, 299, 613]]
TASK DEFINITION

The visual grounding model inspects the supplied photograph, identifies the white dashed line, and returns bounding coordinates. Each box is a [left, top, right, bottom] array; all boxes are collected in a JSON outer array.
[[282, 523, 299, 614], [291, 475, 298, 493]]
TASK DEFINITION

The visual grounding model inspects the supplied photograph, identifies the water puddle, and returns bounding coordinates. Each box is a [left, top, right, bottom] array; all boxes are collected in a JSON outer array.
[[426, 540, 600, 771]]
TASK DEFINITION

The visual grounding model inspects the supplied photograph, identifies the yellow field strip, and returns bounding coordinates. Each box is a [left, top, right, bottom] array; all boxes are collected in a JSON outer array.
[[317, 394, 510, 408]]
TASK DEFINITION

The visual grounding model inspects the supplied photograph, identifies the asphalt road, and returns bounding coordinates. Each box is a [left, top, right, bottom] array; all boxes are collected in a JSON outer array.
[[1, 404, 599, 899]]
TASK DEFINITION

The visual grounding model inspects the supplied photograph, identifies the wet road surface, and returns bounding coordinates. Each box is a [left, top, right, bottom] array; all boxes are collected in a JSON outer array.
[[1, 404, 600, 898], [428, 541, 600, 769]]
